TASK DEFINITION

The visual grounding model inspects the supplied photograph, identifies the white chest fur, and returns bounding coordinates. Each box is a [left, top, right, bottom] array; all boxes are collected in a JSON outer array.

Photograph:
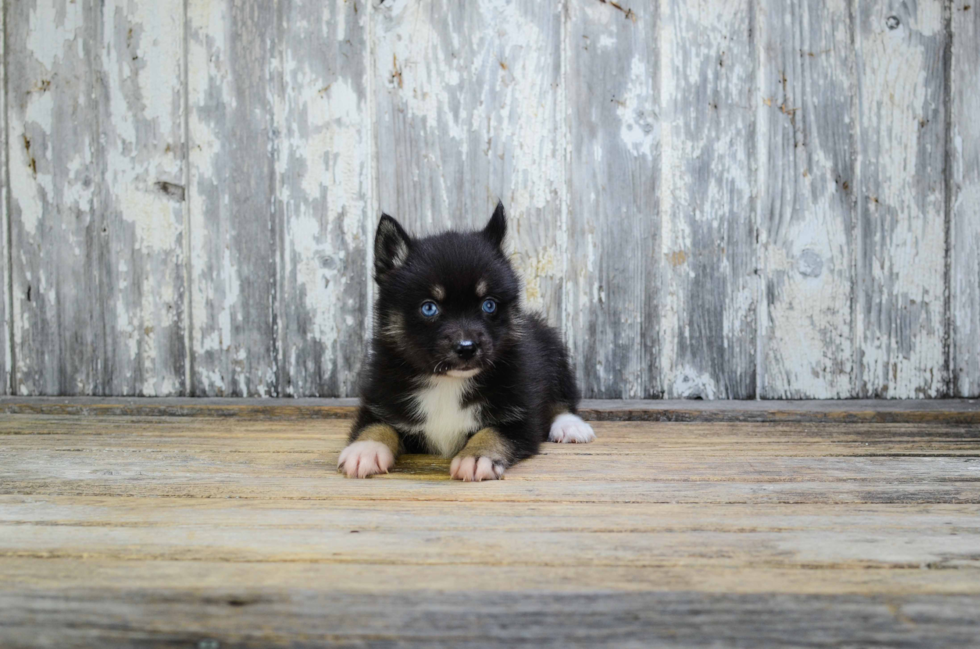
[[408, 375, 481, 457]]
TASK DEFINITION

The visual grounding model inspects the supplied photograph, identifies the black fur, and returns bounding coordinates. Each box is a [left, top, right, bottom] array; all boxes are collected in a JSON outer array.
[[351, 202, 580, 466]]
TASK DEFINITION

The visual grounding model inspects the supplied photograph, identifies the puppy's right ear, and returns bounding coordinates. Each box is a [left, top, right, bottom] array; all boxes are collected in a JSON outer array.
[[374, 214, 411, 281]]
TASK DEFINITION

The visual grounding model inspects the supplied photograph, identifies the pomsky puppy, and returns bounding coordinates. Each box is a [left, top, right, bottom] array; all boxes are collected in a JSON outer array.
[[339, 202, 595, 481]]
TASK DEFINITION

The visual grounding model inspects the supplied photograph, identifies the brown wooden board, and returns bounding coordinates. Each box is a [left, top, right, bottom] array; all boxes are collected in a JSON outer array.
[[0, 413, 978, 646]]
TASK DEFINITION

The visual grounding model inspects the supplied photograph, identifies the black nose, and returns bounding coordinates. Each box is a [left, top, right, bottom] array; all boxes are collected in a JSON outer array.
[[454, 340, 477, 360]]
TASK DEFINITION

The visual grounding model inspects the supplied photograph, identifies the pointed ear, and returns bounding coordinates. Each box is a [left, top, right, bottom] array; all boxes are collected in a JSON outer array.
[[482, 201, 506, 249], [374, 214, 411, 280]]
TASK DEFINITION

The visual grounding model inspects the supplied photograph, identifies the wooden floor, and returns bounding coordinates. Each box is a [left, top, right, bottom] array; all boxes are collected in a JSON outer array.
[[1, 406, 979, 647]]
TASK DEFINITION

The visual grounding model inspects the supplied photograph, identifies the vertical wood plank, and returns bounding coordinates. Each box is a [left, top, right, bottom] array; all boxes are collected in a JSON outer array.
[[373, 0, 565, 324], [187, 0, 278, 397], [7, 1, 101, 394], [7, 0, 185, 395], [757, 0, 856, 398], [1, 2, 9, 394], [99, 0, 187, 395], [854, 0, 947, 398], [950, 1, 980, 397], [277, 0, 371, 397], [565, 1, 660, 398], [659, 0, 757, 399]]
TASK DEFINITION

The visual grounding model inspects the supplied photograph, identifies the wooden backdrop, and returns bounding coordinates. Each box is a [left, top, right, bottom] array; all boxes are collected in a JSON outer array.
[[2, 0, 978, 399]]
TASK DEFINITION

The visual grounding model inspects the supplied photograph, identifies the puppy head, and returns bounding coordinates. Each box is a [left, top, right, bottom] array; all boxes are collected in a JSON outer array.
[[374, 202, 521, 377]]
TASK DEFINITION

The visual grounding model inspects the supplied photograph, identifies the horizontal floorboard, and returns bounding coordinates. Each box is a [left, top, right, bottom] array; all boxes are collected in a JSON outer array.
[[0, 412, 978, 646], [1, 397, 978, 423]]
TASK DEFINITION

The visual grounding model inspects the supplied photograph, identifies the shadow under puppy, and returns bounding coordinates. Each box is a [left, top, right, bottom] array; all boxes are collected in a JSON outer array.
[[339, 202, 595, 481]]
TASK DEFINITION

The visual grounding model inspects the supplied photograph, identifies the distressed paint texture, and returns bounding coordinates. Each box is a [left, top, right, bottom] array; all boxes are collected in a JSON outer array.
[[566, 0, 660, 398], [950, 1, 980, 397], [1, 6, 8, 394], [187, 0, 278, 397], [854, 0, 947, 398], [277, 0, 371, 398], [100, 0, 187, 396], [7, 0, 185, 395], [659, 0, 757, 399], [373, 0, 565, 323], [757, 0, 856, 398], [3, 0, 978, 399]]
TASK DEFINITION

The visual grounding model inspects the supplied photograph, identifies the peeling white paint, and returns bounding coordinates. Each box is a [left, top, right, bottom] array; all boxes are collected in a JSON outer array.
[[5, 0, 976, 400]]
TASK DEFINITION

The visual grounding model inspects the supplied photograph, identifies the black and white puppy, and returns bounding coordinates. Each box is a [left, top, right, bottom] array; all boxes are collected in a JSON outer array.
[[339, 202, 595, 481]]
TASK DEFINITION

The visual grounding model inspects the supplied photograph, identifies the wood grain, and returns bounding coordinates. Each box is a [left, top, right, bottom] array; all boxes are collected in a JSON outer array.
[[854, 1, 948, 398], [276, 0, 371, 398], [565, 0, 660, 398], [5, 1, 186, 397], [757, 0, 856, 398], [950, 2, 980, 397], [0, 413, 978, 646], [7, 1, 99, 396], [373, 0, 565, 323], [187, 0, 278, 397], [659, 0, 757, 399], [2, 2, 980, 400], [2, 396, 980, 423], [0, 5, 8, 395]]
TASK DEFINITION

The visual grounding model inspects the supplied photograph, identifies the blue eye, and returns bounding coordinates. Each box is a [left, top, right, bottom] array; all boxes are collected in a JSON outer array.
[[482, 298, 497, 314], [420, 301, 439, 317]]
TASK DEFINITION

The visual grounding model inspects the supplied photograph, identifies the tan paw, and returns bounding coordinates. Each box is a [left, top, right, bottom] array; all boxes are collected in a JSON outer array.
[[450, 455, 505, 482], [338, 441, 395, 478]]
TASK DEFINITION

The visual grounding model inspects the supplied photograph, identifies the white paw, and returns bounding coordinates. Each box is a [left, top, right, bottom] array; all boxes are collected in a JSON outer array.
[[548, 413, 596, 444], [450, 456, 505, 482], [338, 441, 395, 478]]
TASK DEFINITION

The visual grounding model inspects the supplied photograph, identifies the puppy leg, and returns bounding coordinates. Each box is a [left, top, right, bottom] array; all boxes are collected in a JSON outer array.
[[548, 412, 596, 444], [450, 427, 512, 482], [338, 423, 400, 478]]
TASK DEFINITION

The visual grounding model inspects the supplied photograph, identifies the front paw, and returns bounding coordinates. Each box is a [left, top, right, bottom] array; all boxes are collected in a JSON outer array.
[[338, 441, 395, 478], [450, 455, 505, 482]]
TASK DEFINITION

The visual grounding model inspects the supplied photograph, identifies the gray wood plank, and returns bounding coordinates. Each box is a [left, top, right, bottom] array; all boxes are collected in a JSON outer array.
[[0, 5, 8, 395], [373, 0, 565, 324], [276, 0, 371, 397], [2, 589, 977, 648], [659, 0, 757, 399], [757, 0, 856, 398], [98, 0, 187, 395], [565, 0, 660, 398], [2, 396, 979, 422], [187, 0, 278, 396], [6, 0, 185, 396], [7, 1, 103, 395], [950, 2, 980, 397], [854, 1, 948, 398]]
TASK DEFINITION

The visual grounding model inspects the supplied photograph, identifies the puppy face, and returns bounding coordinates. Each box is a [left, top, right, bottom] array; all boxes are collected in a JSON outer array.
[[374, 202, 521, 377]]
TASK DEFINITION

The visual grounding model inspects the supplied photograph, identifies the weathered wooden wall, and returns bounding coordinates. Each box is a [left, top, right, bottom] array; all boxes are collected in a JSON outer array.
[[2, 0, 977, 399]]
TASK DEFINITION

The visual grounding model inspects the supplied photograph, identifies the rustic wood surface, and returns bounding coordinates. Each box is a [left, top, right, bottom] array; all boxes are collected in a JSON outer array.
[[757, 0, 856, 399], [6, 0, 187, 397], [660, 0, 757, 400], [1, 411, 978, 646], [1, 396, 979, 422], [951, 1, 980, 397], [3, 1, 979, 399], [565, 0, 659, 399], [0, 5, 8, 395], [854, 1, 948, 399], [276, 0, 372, 399], [186, 0, 279, 397]]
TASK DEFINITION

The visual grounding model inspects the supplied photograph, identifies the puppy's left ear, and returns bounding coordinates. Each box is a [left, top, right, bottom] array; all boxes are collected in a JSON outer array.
[[482, 201, 506, 249]]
